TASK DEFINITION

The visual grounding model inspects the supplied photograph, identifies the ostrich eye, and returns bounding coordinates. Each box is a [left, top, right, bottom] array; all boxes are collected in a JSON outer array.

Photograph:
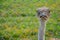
[[48, 10, 50, 13], [47, 9, 50, 13], [37, 12, 40, 16], [38, 11, 42, 14], [38, 12, 40, 15]]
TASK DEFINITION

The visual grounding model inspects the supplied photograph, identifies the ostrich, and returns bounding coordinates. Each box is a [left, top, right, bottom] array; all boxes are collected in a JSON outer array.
[[36, 7, 50, 40]]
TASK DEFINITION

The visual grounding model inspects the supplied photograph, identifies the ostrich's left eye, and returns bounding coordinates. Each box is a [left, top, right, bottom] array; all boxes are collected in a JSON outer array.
[[38, 11, 42, 14], [37, 12, 40, 16], [38, 12, 40, 15]]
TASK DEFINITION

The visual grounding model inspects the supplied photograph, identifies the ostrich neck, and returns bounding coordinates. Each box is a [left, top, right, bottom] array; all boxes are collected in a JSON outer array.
[[38, 20, 46, 40]]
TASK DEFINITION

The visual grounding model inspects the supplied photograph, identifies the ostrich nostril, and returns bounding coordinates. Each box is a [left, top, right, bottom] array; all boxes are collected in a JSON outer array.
[[40, 15, 47, 18], [44, 16, 47, 17]]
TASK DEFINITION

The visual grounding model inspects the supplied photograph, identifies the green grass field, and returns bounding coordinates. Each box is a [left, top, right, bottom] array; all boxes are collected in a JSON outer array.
[[0, 0, 60, 40]]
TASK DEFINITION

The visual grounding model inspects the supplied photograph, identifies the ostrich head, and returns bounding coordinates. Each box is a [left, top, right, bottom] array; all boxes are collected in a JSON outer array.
[[37, 7, 50, 21]]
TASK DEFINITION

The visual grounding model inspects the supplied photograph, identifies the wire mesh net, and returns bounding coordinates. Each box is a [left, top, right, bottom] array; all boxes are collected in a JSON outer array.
[[0, 0, 60, 40]]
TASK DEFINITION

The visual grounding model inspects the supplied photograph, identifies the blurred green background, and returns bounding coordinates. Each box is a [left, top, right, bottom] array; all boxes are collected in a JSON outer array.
[[0, 0, 60, 40]]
